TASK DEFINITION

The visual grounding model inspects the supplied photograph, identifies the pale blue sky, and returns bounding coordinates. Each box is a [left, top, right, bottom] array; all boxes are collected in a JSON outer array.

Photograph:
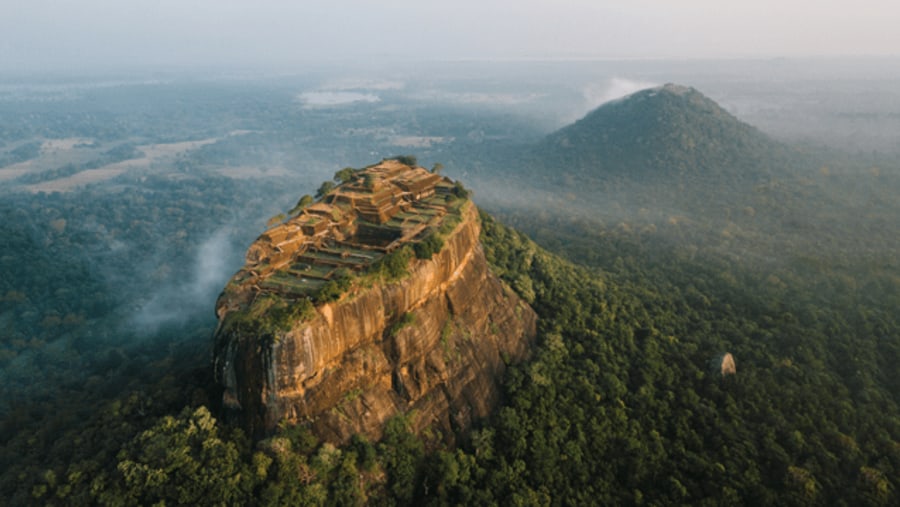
[[2, 0, 899, 71]]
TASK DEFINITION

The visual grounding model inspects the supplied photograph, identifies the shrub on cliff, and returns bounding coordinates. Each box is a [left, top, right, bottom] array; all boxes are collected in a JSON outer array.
[[315, 181, 335, 199], [314, 269, 353, 304], [371, 246, 412, 281], [414, 232, 444, 260], [224, 295, 315, 338], [288, 195, 314, 215], [388, 155, 418, 167], [452, 181, 470, 199], [388, 312, 416, 337], [333, 167, 357, 184]]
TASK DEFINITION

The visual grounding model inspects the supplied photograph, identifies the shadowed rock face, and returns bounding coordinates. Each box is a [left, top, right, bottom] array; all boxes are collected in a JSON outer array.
[[213, 202, 536, 443]]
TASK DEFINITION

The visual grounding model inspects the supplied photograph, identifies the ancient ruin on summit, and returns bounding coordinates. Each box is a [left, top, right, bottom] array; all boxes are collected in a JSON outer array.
[[217, 159, 459, 316]]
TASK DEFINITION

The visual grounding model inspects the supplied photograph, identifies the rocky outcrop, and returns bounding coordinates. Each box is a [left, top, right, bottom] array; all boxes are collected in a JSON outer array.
[[213, 202, 536, 443], [711, 352, 736, 377]]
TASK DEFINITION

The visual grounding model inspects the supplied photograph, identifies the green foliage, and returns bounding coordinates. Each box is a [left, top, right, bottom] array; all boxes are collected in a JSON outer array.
[[314, 268, 353, 304], [452, 180, 470, 199], [2, 140, 42, 165], [413, 231, 444, 259], [370, 246, 412, 281], [0, 172, 274, 356], [334, 167, 357, 184], [256, 434, 327, 505], [5, 164, 899, 505], [5, 170, 900, 506], [348, 435, 378, 473], [271, 298, 315, 330], [473, 207, 900, 505], [104, 142, 142, 161], [378, 415, 424, 503], [438, 213, 462, 235], [2, 85, 899, 507], [225, 294, 315, 339], [389, 155, 418, 167], [266, 212, 287, 227], [316, 180, 335, 198], [389, 312, 416, 337], [526, 84, 800, 187], [112, 406, 258, 505], [289, 194, 314, 215]]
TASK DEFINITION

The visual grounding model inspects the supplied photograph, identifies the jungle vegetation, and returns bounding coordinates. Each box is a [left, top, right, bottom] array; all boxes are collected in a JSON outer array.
[[2, 168, 898, 504], [1, 78, 898, 506]]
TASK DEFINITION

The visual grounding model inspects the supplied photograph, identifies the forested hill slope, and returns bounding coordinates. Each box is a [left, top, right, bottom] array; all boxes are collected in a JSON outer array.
[[466, 84, 899, 505], [526, 83, 800, 186], [473, 211, 899, 505], [213, 161, 536, 443]]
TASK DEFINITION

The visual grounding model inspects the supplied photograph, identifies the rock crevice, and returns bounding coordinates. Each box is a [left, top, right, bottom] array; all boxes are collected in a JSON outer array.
[[214, 197, 536, 443]]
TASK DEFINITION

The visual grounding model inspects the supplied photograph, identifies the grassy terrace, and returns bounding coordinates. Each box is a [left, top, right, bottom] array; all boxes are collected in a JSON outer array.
[[413, 207, 441, 217], [289, 263, 334, 279], [424, 194, 453, 206], [236, 176, 470, 308], [385, 217, 413, 228], [354, 222, 404, 246], [260, 272, 326, 296], [298, 250, 371, 269], [325, 245, 384, 262], [386, 207, 444, 228]]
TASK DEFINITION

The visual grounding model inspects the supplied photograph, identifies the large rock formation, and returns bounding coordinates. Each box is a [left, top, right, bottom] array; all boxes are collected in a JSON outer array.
[[213, 160, 537, 443]]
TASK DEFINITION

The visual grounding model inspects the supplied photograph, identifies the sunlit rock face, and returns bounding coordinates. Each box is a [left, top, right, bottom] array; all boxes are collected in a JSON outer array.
[[212, 162, 536, 443], [711, 352, 736, 377]]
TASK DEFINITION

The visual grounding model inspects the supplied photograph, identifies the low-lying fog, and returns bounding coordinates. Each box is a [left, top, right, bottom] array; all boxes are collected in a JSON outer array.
[[1, 57, 898, 380]]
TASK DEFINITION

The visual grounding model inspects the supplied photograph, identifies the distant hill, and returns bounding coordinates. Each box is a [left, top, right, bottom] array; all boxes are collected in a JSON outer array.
[[526, 84, 799, 187]]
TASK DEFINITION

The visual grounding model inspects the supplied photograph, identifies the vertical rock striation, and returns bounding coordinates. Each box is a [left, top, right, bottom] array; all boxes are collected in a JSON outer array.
[[213, 165, 536, 443]]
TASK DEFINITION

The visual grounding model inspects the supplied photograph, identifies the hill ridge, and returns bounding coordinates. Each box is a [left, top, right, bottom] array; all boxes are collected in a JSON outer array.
[[530, 83, 795, 185]]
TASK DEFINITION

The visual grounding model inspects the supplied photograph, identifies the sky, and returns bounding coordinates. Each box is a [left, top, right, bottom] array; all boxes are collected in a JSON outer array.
[[2, 0, 899, 72]]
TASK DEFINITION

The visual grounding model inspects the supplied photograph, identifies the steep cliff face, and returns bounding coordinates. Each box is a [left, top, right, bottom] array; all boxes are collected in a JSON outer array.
[[213, 164, 536, 443]]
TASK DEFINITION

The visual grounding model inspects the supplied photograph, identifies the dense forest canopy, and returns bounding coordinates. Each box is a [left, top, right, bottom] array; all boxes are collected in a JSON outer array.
[[1, 69, 898, 505]]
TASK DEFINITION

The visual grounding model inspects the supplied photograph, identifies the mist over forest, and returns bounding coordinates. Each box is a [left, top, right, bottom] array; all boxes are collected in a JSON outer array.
[[1, 59, 899, 504]]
